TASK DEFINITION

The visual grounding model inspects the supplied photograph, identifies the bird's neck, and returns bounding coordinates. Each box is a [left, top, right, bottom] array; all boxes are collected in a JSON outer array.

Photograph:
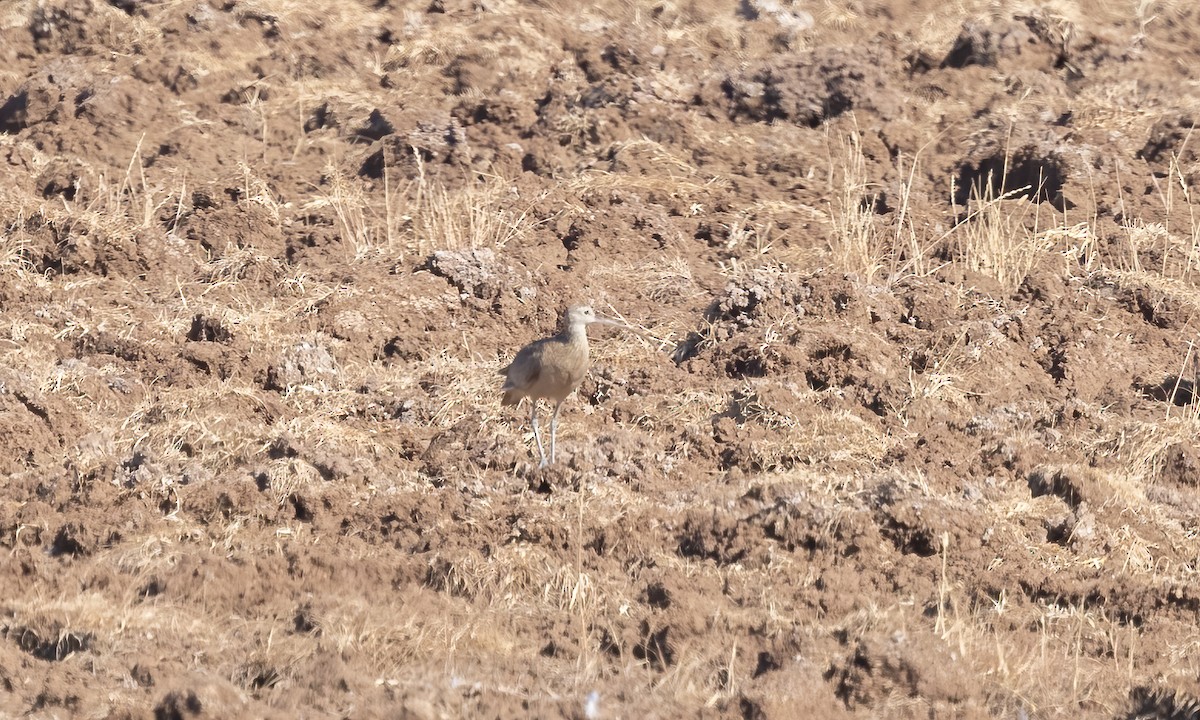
[[557, 322, 589, 347]]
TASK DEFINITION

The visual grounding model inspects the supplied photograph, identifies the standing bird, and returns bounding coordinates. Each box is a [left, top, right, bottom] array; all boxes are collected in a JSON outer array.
[[500, 305, 629, 468]]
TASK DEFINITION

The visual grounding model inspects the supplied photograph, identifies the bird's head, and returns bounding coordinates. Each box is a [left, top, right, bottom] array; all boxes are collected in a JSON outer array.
[[564, 304, 626, 330]]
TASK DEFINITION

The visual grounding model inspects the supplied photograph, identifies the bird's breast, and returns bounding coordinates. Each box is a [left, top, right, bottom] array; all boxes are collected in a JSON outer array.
[[535, 341, 589, 400]]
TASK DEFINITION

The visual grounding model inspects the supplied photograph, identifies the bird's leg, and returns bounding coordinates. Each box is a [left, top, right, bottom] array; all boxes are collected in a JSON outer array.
[[550, 400, 564, 465], [529, 400, 548, 468]]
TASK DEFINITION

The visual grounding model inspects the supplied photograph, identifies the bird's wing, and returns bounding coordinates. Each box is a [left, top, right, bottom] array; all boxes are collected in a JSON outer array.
[[501, 342, 542, 391]]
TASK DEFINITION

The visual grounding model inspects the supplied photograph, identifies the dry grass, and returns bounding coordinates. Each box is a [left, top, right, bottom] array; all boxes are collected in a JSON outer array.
[[571, 138, 732, 200], [828, 126, 940, 286], [305, 162, 400, 262], [830, 130, 890, 284], [407, 164, 545, 256]]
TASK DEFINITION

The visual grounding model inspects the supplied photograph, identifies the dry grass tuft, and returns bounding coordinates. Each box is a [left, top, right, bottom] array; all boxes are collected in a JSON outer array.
[[828, 127, 937, 285], [408, 165, 544, 255]]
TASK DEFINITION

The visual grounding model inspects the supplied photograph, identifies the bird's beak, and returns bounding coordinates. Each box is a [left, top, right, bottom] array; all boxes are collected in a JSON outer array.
[[594, 317, 658, 341], [590, 316, 633, 330], [590, 313, 657, 341]]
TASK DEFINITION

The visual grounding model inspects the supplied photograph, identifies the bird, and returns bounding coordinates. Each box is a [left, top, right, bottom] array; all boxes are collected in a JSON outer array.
[[499, 305, 630, 468]]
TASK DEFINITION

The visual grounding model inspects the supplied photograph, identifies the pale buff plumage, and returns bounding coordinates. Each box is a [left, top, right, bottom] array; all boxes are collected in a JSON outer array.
[[499, 305, 627, 467]]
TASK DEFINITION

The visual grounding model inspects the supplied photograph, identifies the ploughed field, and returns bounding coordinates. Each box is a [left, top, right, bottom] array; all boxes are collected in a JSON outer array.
[[3, 0, 1200, 718]]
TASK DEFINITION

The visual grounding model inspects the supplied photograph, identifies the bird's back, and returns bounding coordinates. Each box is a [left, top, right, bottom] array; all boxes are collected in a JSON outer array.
[[500, 332, 589, 405]]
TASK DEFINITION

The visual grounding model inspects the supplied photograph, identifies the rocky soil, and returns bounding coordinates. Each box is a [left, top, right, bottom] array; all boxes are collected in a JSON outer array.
[[3, 0, 1200, 718]]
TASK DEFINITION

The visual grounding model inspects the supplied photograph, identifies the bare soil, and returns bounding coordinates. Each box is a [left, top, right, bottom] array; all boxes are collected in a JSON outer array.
[[3, 1, 1200, 718]]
